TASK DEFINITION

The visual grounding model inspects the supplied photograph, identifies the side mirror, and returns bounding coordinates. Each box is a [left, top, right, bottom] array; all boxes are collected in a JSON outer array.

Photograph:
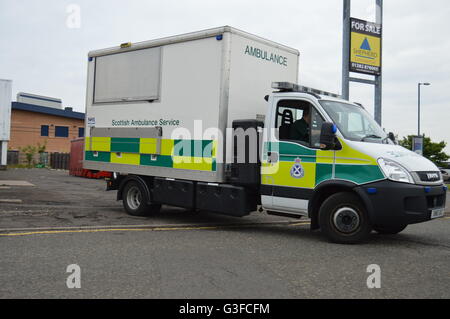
[[388, 132, 397, 144], [320, 122, 339, 150]]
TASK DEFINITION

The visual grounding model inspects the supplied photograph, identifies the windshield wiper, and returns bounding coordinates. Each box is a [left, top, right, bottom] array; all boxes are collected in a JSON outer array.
[[361, 134, 382, 141]]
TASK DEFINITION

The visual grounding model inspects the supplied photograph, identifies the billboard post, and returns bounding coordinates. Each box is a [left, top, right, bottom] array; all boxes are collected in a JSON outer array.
[[342, 0, 383, 125], [375, 0, 383, 125], [342, 0, 351, 100]]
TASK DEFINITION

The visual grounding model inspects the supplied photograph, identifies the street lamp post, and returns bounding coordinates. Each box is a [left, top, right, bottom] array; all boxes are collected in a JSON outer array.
[[418, 82, 431, 136]]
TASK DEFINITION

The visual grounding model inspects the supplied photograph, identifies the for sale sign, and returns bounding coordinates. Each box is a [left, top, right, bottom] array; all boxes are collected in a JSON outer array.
[[350, 18, 382, 76]]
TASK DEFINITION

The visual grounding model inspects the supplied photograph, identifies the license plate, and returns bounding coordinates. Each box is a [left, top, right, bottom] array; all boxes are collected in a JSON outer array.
[[431, 208, 445, 219]]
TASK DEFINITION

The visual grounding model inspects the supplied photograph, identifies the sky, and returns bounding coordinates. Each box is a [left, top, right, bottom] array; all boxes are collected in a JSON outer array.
[[0, 0, 449, 152]]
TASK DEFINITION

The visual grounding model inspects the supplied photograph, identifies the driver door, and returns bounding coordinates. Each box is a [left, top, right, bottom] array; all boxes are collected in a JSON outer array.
[[261, 96, 334, 214]]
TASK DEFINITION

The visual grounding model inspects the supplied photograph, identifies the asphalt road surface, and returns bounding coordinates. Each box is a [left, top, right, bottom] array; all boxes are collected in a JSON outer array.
[[0, 169, 449, 298]]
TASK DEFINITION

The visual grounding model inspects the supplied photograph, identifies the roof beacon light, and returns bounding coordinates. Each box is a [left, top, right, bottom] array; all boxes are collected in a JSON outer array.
[[272, 82, 295, 90], [271, 82, 341, 98]]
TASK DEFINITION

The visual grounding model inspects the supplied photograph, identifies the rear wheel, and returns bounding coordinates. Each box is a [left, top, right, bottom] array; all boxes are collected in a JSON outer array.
[[319, 192, 372, 244], [373, 224, 407, 235], [122, 180, 161, 216]]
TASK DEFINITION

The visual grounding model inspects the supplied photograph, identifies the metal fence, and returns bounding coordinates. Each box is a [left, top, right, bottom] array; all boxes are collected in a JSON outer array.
[[49, 153, 70, 170], [7, 151, 19, 165], [7, 150, 70, 170]]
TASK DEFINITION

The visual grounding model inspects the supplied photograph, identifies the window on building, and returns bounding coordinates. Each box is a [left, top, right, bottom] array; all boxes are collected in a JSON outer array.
[[78, 127, 85, 138], [41, 125, 49, 137], [55, 126, 69, 137]]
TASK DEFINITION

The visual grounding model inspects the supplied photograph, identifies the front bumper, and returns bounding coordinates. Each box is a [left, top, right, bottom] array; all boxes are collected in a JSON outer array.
[[354, 180, 447, 227]]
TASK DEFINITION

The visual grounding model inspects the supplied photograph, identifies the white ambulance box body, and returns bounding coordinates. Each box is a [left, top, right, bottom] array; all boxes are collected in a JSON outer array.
[[84, 26, 299, 183]]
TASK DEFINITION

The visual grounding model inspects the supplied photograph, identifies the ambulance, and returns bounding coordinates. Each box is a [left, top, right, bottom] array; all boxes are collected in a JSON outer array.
[[84, 26, 447, 243]]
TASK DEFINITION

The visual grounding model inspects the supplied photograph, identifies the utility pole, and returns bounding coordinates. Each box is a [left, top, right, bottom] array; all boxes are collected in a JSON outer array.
[[418, 83, 421, 136], [418, 82, 431, 136]]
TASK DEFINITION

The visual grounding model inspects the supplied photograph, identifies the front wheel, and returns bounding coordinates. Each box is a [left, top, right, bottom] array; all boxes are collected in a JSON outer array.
[[122, 180, 161, 216], [319, 192, 372, 244]]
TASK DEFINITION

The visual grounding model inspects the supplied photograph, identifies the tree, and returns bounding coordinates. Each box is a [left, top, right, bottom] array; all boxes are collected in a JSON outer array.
[[37, 141, 47, 154], [399, 135, 450, 167], [36, 140, 48, 167], [19, 145, 38, 167]]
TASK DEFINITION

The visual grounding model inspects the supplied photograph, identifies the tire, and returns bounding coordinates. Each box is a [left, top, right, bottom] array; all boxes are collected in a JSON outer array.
[[122, 180, 161, 216], [318, 192, 372, 244], [373, 224, 407, 235]]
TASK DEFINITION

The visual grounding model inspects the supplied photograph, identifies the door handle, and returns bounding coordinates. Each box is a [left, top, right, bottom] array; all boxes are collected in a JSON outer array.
[[267, 152, 279, 164]]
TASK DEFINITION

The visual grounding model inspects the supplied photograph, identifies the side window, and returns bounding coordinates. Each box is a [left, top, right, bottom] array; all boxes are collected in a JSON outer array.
[[276, 102, 305, 143], [94, 47, 161, 104], [276, 107, 304, 132], [275, 99, 324, 149], [310, 108, 325, 148]]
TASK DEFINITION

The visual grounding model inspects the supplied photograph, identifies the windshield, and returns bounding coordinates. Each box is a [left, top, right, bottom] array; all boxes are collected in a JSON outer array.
[[319, 100, 391, 144]]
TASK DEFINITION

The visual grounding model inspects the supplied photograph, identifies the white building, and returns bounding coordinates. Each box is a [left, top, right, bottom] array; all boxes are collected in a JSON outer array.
[[16, 92, 62, 109], [0, 79, 12, 169]]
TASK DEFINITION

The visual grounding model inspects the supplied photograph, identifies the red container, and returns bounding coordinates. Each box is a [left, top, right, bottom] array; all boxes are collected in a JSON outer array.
[[69, 138, 111, 179], [70, 138, 84, 177]]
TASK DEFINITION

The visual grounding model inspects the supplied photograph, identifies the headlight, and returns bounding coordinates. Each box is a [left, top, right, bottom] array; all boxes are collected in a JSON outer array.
[[377, 158, 414, 184]]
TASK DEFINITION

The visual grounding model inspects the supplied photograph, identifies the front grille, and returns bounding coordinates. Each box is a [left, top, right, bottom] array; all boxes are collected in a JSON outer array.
[[416, 171, 441, 183]]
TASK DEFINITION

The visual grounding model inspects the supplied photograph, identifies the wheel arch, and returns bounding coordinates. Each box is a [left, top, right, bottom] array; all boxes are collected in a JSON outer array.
[[117, 175, 153, 204], [308, 180, 372, 230]]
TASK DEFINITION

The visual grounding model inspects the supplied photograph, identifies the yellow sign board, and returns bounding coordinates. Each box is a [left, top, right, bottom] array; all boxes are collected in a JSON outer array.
[[350, 18, 382, 75]]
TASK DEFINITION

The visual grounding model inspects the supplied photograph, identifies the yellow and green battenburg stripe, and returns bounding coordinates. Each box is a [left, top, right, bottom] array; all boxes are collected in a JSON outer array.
[[263, 141, 384, 188], [85, 137, 217, 172]]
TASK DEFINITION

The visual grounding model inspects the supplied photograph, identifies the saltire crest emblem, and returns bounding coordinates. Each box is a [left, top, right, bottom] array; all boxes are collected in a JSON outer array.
[[290, 158, 304, 179]]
